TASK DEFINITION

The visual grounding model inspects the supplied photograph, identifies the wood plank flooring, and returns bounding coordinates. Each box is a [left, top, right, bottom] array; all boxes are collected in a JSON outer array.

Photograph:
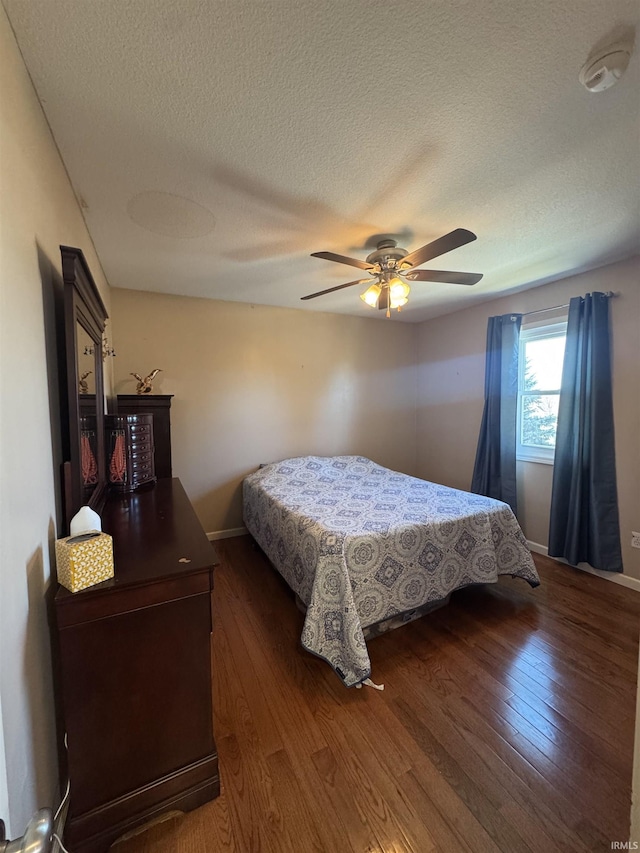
[[113, 537, 640, 853]]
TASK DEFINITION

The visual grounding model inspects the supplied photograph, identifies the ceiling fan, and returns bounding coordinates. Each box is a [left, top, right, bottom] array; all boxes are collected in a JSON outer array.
[[302, 228, 483, 316]]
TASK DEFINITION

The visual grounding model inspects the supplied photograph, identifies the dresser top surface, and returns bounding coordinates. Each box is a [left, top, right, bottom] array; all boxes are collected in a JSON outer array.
[[56, 478, 217, 606]]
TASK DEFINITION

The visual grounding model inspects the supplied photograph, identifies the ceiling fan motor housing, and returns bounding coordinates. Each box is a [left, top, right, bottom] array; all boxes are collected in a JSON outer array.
[[365, 240, 408, 269]]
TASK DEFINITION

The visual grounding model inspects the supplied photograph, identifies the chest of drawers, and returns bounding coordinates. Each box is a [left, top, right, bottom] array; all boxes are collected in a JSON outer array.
[[105, 413, 156, 491], [54, 479, 220, 852], [117, 395, 173, 479]]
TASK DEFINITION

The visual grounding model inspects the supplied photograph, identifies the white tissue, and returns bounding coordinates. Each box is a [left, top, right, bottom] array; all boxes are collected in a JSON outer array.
[[70, 505, 102, 537]]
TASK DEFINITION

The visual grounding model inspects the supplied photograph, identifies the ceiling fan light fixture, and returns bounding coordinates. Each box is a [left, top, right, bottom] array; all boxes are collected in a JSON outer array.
[[389, 279, 410, 300], [360, 283, 381, 307], [390, 294, 409, 310], [389, 278, 410, 312]]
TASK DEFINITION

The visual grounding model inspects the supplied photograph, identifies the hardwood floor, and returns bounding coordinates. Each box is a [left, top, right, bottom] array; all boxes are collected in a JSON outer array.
[[113, 537, 640, 853]]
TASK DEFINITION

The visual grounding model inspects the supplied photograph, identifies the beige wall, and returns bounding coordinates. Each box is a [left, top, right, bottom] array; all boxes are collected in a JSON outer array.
[[0, 6, 111, 835], [416, 256, 640, 580], [111, 290, 418, 533]]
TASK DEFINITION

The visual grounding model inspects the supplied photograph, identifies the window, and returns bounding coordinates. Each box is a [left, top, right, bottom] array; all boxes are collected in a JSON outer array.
[[517, 321, 567, 464]]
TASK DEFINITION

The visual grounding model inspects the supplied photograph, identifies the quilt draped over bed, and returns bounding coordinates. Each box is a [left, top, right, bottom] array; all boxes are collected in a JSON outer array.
[[243, 456, 539, 686]]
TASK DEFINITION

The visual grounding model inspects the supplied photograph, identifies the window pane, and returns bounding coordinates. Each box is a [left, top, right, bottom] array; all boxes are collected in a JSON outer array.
[[523, 336, 566, 391], [521, 394, 560, 447]]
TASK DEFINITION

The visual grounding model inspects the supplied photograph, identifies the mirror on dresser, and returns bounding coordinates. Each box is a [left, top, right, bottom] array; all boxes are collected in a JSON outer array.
[[61, 245, 109, 531]]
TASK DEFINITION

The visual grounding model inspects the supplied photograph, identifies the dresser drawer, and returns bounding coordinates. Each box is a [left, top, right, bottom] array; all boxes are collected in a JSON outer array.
[[130, 422, 151, 436], [130, 438, 153, 454], [132, 461, 153, 476]]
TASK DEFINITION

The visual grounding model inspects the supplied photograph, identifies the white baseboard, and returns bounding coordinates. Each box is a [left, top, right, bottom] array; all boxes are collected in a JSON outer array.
[[207, 526, 248, 541], [527, 540, 640, 592]]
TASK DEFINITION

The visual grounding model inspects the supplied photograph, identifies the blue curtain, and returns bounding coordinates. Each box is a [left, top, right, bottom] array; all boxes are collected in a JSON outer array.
[[471, 313, 522, 514], [548, 292, 622, 572]]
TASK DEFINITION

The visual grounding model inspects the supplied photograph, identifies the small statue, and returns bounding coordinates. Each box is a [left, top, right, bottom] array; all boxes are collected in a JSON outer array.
[[131, 369, 162, 395], [78, 370, 92, 394]]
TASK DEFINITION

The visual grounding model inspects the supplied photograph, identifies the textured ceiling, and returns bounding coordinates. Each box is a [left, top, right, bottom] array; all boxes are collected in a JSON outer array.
[[5, 0, 640, 322]]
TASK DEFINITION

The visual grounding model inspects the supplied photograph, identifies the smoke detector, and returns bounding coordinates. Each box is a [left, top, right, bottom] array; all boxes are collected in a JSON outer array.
[[579, 44, 632, 92]]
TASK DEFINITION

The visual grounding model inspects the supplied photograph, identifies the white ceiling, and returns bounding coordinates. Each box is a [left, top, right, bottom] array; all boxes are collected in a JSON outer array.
[[5, 0, 640, 322]]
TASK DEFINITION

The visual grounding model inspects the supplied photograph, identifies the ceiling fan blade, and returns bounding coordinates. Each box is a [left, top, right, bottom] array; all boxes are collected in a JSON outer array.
[[400, 228, 477, 270], [311, 251, 374, 271], [378, 287, 389, 311], [404, 269, 483, 285], [301, 279, 371, 300]]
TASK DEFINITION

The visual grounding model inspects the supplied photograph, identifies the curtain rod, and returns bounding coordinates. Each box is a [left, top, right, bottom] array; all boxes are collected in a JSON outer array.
[[517, 290, 618, 319]]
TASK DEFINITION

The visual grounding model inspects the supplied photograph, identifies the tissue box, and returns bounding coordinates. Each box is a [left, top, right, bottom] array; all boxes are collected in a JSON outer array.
[[55, 532, 114, 593]]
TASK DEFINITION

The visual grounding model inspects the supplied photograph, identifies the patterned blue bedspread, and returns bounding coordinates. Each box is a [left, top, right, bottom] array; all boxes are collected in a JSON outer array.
[[243, 456, 539, 686]]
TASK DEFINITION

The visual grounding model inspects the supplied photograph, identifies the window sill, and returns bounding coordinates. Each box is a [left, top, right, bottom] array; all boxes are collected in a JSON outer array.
[[517, 453, 555, 466]]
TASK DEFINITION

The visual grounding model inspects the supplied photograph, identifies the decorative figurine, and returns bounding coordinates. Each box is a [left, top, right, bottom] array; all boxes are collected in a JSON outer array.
[[131, 369, 162, 394], [78, 371, 92, 394]]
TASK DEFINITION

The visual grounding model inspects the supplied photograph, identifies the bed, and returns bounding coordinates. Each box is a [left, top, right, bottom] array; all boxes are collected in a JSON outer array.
[[243, 455, 539, 686]]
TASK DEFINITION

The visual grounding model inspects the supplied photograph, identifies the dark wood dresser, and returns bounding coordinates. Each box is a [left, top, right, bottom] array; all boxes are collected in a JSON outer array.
[[116, 395, 173, 479], [54, 479, 219, 853]]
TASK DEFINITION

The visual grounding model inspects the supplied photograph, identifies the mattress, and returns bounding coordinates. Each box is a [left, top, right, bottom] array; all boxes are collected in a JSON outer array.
[[243, 455, 539, 686]]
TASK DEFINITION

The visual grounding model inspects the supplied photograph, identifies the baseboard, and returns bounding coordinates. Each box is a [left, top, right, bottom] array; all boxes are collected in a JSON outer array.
[[527, 540, 640, 592], [207, 527, 248, 541]]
